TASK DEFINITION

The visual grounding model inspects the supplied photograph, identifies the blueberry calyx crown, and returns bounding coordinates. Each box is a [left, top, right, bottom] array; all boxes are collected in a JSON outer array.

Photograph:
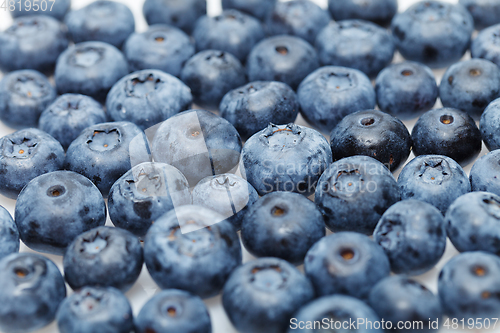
[[3, 136, 39, 159], [10, 75, 50, 99], [417, 158, 451, 185], [249, 264, 289, 291], [125, 73, 162, 98], [481, 195, 500, 219], [261, 123, 304, 148], [69, 46, 105, 68], [7, 255, 47, 289], [86, 128, 121, 152]]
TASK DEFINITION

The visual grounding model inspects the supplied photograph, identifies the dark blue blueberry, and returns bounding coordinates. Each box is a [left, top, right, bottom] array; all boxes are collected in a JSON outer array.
[[0, 253, 66, 332], [124, 24, 195, 76], [368, 276, 442, 333], [181, 50, 246, 109], [192, 173, 258, 230], [0, 15, 69, 73], [471, 24, 500, 67], [14, 170, 106, 255], [0, 206, 19, 260], [391, 1, 474, 68], [298, 66, 376, 133], [143, 0, 206, 34], [315, 20, 394, 78], [247, 35, 319, 90], [329, 109, 412, 172], [315, 156, 400, 234], [55, 41, 129, 102], [65, 121, 151, 197], [10, 0, 71, 20], [241, 192, 325, 264], [222, 257, 314, 333], [397, 155, 471, 214], [375, 61, 438, 120], [108, 162, 192, 238], [460, 0, 500, 29], [241, 123, 332, 197], [106, 69, 193, 130], [0, 69, 56, 129], [305, 232, 390, 299], [480, 97, 500, 151], [470, 150, 500, 195], [374, 200, 446, 275], [135, 289, 211, 333], [222, 0, 277, 21], [328, 0, 398, 27], [56, 286, 134, 333], [144, 205, 242, 298], [412, 108, 482, 166]]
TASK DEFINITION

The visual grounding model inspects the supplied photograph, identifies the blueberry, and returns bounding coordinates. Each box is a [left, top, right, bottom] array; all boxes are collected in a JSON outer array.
[[329, 109, 412, 172], [222, 257, 314, 333], [246, 35, 319, 90], [143, 0, 206, 34], [412, 108, 482, 166], [470, 150, 500, 195], [55, 41, 129, 102], [0, 253, 66, 332], [0, 206, 19, 260], [192, 173, 258, 230], [391, 1, 474, 68], [328, 0, 398, 27], [375, 61, 438, 119], [135, 289, 211, 333], [265, 0, 330, 44], [65, 0, 135, 48], [56, 286, 134, 333], [108, 162, 192, 238], [151, 110, 242, 186], [480, 97, 500, 151], [471, 23, 500, 67], [241, 123, 332, 197], [193, 10, 265, 63], [0, 69, 56, 129], [181, 50, 247, 109], [65, 121, 151, 197], [398, 155, 471, 214], [106, 69, 193, 130], [144, 205, 242, 298], [0, 15, 69, 73], [368, 276, 442, 333], [305, 232, 390, 299], [298, 66, 376, 133], [315, 20, 394, 78], [460, 0, 500, 29], [374, 200, 446, 275], [315, 156, 400, 234], [222, 0, 276, 21], [124, 24, 195, 76], [10, 0, 71, 20], [241, 191, 325, 264]]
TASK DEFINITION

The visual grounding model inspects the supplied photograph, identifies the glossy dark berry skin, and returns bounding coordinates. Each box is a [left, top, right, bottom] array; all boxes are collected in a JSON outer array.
[[298, 66, 376, 133], [0, 206, 19, 260], [0, 253, 66, 333], [374, 200, 446, 275], [470, 150, 500, 195], [0, 15, 69, 73], [412, 108, 482, 166], [305, 232, 390, 299], [315, 156, 400, 235], [0, 128, 64, 199], [0, 70, 56, 129], [222, 257, 314, 333], [375, 61, 438, 120], [144, 205, 242, 298], [143, 0, 206, 34], [135, 289, 212, 333], [247, 35, 319, 90], [368, 276, 443, 333], [481, 98, 500, 151], [460, 0, 500, 29], [398, 155, 471, 214], [330, 109, 412, 172], [328, 0, 398, 27], [10, 0, 71, 20], [222, 0, 277, 21], [471, 24, 500, 67], [56, 286, 134, 333], [391, 1, 474, 68], [106, 69, 193, 130], [241, 192, 325, 264]]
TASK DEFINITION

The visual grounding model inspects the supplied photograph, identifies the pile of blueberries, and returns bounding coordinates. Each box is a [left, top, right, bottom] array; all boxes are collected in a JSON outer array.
[[3, 0, 500, 332]]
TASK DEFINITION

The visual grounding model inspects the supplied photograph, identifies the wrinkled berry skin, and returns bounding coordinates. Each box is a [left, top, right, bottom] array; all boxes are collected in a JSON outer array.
[[0, 253, 66, 333], [391, 1, 474, 68], [298, 66, 376, 133], [481, 98, 500, 151], [470, 150, 500, 195], [398, 155, 471, 214], [315, 156, 400, 235], [328, 0, 398, 27], [0, 206, 19, 260], [10, 0, 71, 20], [106, 69, 193, 130], [135, 289, 212, 333], [471, 24, 500, 67], [438, 251, 500, 320], [222, 0, 277, 21], [0, 70, 56, 129], [374, 200, 446, 275], [304, 232, 390, 299], [460, 0, 500, 29], [412, 108, 482, 166], [0, 128, 64, 199], [330, 109, 411, 172], [143, 0, 206, 34], [144, 205, 242, 298], [57, 286, 134, 333], [222, 257, 314, 333]]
